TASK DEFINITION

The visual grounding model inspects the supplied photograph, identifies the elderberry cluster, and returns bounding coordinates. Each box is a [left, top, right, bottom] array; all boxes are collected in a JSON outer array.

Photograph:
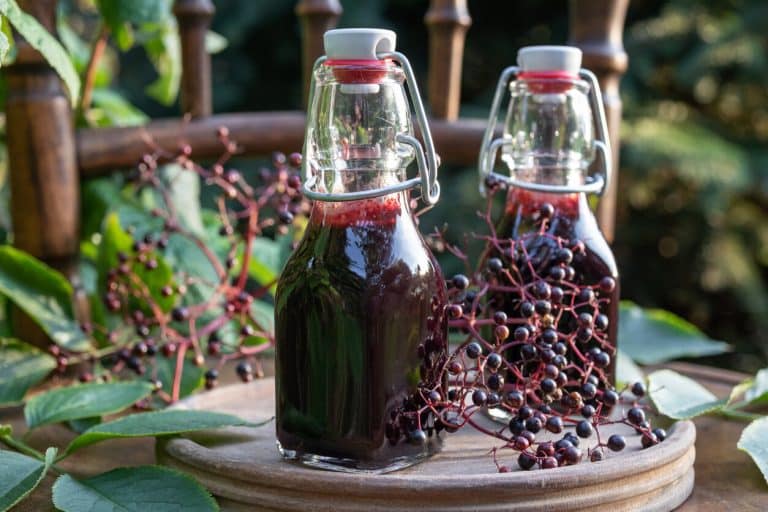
[[56, 129, 308, 402], [410, 184, 662, 471]]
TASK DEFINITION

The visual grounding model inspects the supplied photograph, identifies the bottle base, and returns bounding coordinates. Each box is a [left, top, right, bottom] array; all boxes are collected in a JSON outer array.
[[277, 441, 437, 474]]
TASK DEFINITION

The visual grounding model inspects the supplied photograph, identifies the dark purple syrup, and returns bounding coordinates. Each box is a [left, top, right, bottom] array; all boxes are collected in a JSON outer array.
[[275, 193, 447, 470]]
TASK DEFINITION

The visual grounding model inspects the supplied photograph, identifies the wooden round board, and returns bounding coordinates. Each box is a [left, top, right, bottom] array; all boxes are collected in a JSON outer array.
[[157, 378, 695, 511]]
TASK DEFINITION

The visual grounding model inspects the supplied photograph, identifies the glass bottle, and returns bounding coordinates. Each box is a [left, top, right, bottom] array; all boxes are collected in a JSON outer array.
[[478, 46, 619, 422], [275, 29, 447, 473]]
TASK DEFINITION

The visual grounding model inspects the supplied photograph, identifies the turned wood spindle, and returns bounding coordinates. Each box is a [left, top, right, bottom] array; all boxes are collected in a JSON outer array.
[[5, 0, 80, 346], [295, 0, 342, 106], [568, 0, 629, 243], [424, 0, 471, 120], [174, 0, 216, 118]]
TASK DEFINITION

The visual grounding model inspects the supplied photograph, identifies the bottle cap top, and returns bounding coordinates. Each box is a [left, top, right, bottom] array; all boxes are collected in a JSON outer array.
[[517, 46, 582, 75], [324, 28, 396, 61]]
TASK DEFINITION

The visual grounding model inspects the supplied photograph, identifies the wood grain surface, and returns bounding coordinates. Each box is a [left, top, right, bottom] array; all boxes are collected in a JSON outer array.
[[157, 377, 695, 511]]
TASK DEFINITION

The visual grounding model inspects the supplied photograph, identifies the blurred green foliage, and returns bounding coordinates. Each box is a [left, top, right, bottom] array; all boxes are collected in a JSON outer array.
[[0, 0, 764, 370]]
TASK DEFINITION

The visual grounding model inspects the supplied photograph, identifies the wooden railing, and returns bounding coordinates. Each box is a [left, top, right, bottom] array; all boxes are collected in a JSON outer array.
[[5, 0, 629, 345]]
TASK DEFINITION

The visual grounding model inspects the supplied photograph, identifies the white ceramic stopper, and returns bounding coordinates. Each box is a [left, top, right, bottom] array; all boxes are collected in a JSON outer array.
[[517, 46, 582, 74], [324, 28, 396, 60]]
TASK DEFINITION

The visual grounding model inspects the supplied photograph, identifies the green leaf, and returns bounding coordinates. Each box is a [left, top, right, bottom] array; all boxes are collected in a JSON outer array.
[[52, 465, 219, 512], [96, 0, 169, 33], [0, 338, 55, 405], [153, 355, 203, 399], [744, 368, 768, 405], [648, 369, 727, 420], [616, 348, 645, 389], [0, 27, 9, 64], [24, 381, 154, 429], [619, 301, 730, 364], [90, 88, 149, 127], [0, 447, 56, 512], [144, 22, 181, 105], [66, 409, 258, 454], [0, 245, 91, 352], [68, 417, 101, 434], [737, 417, 768, 486], [0, 0, 80, 104], [161, 164, 204, 235], [205, 30, 227, 54]]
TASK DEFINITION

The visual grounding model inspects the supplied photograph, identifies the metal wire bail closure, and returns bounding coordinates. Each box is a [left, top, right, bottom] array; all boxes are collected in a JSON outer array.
[[478, 66, 612, 197], [301, 52, 441, 205]]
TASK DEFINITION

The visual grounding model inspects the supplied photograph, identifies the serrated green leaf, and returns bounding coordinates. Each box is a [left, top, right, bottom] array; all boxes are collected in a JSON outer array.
[[52, 465, 219, 512], [24, 381, 154, 429], [648, 369, 727, 420], [0, 0, 80, 104], [745, 368, 768, 405], [738, 417, 768, 486], [66, 409, 259, 454], [0, 246, 91, 352], [619, 301, 730, 364], [0, 338, 55, 405], [161, 164, 203, 235], [0, 447, 56, 511]]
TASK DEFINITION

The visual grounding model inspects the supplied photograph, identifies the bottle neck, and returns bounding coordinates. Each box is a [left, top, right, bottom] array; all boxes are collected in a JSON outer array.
[[504, 186, 583, 219], [310, 190, 411, 228]]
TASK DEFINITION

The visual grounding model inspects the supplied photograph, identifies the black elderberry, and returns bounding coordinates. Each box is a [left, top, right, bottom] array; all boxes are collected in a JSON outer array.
[[541, 456, 558, 469], [550, 286, 564, 304], [537, 441, 555, 457], [486, 352, 503, 370], [487, 373, 504, 391], [607, 434, 626, 452], [549, 266, 566, 281], [564, 432, 580, 447], [447, 389, 459, 401], [576, 420, 593, 438], [553, 342, 568, 355], [576, 327, 593, 343], [521, 344, 538, 360], [577, 287, 595, 303], [409, 429, 427, 445], [595, 314, 609, 330], [487, 392, 501, 406], [599, 276, 616, 293], [236, 361, 254, 382], [452, 274, 470, 290], [520, 301, 535, 317], [447, 304, 463, 318], [554, 438, 573, 451], [525, 417, 542, 434], [653, 428, 667, 442], [487, 257, 504, 273], [509, 418, 526, 436], [627, 407, 646, 426], [494, 325, 510, 341], [205, 369, 219, 380], [171, 306, 189, 322], [545, 416, 564, 434], [540, 378, 557, 394], [465, 342, 482, 359], [541, 328, 558, 344], [472, 389, 488, 406], [590, 450, 604, 462], [544, 364, 559, 379], [602, 389, 619, 407], [581, 382, 597, 399], [631, 381, 646, 397], [581, 404, 596, 418], [533, 281, 551, 299], [555, 247, 573, 265], [518, 452, 537, 470], [539, 203, 555, 219], [514, 326, 529, 342], [517, 405, 533, 420], [564, 446, 583, 465], [641, 432, 659, 448], [506, 390, 525, 408]]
